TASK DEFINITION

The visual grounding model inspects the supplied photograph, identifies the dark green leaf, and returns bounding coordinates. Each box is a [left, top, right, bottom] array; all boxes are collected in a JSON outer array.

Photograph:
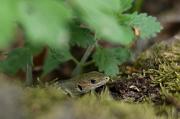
[[70, 24, 95, 48], [119, 0, 133, 12], [93, 47, 131, 76], [42, 47, 72, 75], [113, 47, 131, 63], [0, 48, 31, 74], [24, 41, 44, 55]]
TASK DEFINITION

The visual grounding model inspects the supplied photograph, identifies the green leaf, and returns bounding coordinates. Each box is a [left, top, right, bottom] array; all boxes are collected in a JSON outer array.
[[42, 47, 72, 75], [93, 47, 119, 76], [119, 0, 133, 12], [93, 47, 131, 76], [18, 0, 72, 47], [86, 13, 135, 45], [72, 0, 135, 45], [73, 0, 132, 14], [73, 0, 120, 14], [70, 24, 95, 48], [122, 12, 162, 39], [113, 47, 131, 63], [24, 41, 44, 55], [0, 0, 18, 49], [0, 48, 31, 74]]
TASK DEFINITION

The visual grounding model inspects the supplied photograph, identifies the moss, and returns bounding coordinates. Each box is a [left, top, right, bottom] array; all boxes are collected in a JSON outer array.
[[0, 78, 178, 119], [38, 93, 160, 119], [135, 39, 180, 94], [0, 79, 25, 119], [23, 84, 69, 118], [134, 39, 180, 118]]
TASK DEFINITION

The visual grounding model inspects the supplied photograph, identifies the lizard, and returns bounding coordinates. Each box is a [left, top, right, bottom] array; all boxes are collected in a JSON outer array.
[[58, 71, 110, 97]]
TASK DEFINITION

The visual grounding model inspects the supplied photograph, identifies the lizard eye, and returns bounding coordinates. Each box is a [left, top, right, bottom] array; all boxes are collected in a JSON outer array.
[[90, 79, 96, 84], [104, 77, 109, 80], [77, 85, 83, 91]]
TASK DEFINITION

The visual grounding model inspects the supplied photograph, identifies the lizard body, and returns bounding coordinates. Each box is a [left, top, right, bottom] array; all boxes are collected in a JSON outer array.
[[59, 71, 110, 97]]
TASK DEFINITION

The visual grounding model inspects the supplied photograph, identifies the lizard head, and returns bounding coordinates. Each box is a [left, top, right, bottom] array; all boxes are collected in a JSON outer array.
[[75, 71, 110, 93]]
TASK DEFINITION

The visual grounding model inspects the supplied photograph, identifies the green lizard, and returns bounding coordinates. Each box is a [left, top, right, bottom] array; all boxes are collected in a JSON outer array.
[[59, 71, 110, 97]]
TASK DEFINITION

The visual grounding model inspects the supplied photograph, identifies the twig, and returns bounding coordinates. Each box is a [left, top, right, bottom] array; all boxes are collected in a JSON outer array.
[[83, 60, 95, 67]]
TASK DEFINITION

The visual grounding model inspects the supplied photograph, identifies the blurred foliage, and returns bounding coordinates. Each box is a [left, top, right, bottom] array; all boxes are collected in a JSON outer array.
[[0, 0, 162, 76], [0, 0, 18, 48]]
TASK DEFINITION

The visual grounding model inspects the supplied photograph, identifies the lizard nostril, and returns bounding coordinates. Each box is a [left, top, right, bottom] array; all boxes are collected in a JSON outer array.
[[77, 85, 83, 91], [90, 79, 96, 84]]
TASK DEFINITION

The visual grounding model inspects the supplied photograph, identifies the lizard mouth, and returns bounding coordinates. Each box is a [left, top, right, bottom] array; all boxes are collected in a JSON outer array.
[[93, 77, 110, 88]]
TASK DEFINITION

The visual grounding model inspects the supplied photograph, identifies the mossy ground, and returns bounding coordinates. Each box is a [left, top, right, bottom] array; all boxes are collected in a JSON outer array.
[[109, 38, 180, 102], [0, 38, 179, 119], [107, 38, 180, 118]]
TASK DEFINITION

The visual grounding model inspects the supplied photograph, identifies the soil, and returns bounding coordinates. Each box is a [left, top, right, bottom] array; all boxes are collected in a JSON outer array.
[[108, 77, 161, 103]]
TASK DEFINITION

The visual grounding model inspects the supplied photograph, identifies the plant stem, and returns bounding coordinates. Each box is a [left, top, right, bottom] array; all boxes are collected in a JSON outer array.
[[80, 45, 95, 65], [71, 56, 79, 64], [72, 44, 95, 76], [83, 60, 95, 67], [132, 0, 144, 12], [72, 34, 97, 76], [25, 55, 33, 86]]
